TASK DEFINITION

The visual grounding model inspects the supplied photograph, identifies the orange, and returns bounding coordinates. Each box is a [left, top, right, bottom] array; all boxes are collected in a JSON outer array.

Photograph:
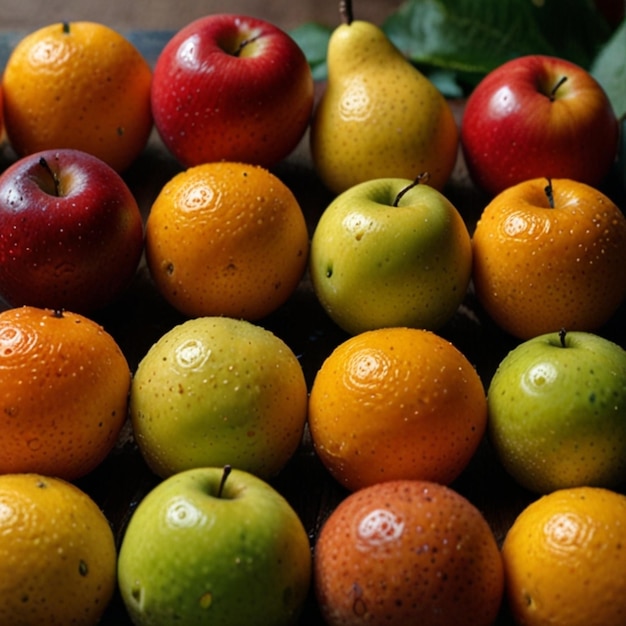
[[472, 177, 626, 339], [314, 479, 504, 626], [2, 21, 153, 172], [502, 486, 626, 626], [308, 327, 487, 491], [0, 473, 116, 626], [145, 161, 309, 320], [0, 305, 131, 480]]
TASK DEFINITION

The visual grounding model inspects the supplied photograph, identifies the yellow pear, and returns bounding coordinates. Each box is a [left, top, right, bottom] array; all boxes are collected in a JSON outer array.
[[310, 17, 459, 194]]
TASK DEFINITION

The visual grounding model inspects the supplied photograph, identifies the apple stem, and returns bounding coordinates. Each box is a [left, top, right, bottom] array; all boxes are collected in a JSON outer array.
[[393, 172, 430, 207], [233, 35, 261, 57], [550, 76, 568, 102], [217, 465, 232, 498], [38, 157, 61, 197], [339, 0, 354, 25], [544, 178, 555, 209], [559, 328, 567, 347]]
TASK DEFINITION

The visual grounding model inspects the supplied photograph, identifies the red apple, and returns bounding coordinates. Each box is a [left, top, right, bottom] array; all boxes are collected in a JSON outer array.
[[461, 54, 619, 197], [0, 148, 144, 313], [150, 14, 314, 169]]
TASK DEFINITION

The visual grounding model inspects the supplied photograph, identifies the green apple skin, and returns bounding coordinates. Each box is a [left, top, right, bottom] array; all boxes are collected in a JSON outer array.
[[309, 178, 472, 335], [129, 316, 308, 480], [118, 467, 312, 626], [488, 330, 626, 494]]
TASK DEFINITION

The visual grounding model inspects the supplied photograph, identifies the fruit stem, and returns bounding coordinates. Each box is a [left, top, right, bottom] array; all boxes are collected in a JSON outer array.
[[339, 0, 354, 25], [559, 328, 567, 347], [550, 76, 568, 101], [544, 178, 555, 209], [38, 157, 61, 197], [62, 22, 70, 34], [217, 465, 232, 498], [393, 172, 430, 207], [233, 34, 261, 57]]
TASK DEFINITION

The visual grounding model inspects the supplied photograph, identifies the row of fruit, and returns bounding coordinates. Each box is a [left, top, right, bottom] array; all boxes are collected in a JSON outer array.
[[0, 1, 624, 625]]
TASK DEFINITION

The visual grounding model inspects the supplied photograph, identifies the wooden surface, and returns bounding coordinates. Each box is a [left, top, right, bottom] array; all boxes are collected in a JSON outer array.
[[1, 18, 625, 626]]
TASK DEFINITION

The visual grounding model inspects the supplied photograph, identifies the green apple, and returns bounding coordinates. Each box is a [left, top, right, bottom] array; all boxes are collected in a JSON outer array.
[[488, 329, 626, 494], [309, 176, 472, 335], [117, 466, 312, 626], [129, 316, 308, 479]]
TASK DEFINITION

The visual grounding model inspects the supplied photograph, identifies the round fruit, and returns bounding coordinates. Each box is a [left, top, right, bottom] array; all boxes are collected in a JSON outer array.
[[308, 327, 487, 491], [130, 316, 308, 479], [502, 486, 626, 626], [0, 473, 117, 625], [145, 161, 309, 320], [0, 306, 131, 480], [472, 177, 626, 339], [118, 466, 312, 626], [487, 329, 626, 494], [314, 479, 504, 626], [2, 21, 153, 172]]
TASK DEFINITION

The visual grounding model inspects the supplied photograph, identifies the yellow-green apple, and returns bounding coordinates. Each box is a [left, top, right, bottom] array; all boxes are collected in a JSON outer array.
[[461, 54, 619, 197], [488, 329, 626, 494], [129, 316, 308, 480], [117, 466, 312, 626], [150, 14, 314, 168], [308, 176, 472, 335], [0, 148, 143, 313]]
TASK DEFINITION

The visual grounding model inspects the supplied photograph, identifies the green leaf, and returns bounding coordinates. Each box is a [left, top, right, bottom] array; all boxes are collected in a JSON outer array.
[[591, 19, 626, 118], [383, 0, 612, 78], [289, 22, 332, 81]]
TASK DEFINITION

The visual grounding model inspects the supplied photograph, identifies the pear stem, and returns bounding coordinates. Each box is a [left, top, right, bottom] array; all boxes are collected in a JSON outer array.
[[217, 465, 232, 498], [550, 76, 568, 102], [393, 172, 430, 207], [339, 0, 354, 25], [544, 178, 555, 209], [559, 328, 567, 347], [38, 157, 61, 197]]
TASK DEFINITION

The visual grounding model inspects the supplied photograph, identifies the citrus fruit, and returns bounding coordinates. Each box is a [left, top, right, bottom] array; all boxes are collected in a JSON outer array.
[[130, 316, 308, 479], [2, 21, 153, 172], [472, 177, 626, 339], [314, 479, 504, 626], [0, 472, 117, 626], [308, 326, 488, 491], [0, 305, 131, 480], [144, 161, 309, 320], [502, 486, 626, 626]]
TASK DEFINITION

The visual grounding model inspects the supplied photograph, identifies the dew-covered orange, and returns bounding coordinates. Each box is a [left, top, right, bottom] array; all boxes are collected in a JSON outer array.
[[0, 306, 131, 480], [0, 473, 117, 625], [308, 327, 487, 491], [2, 21, 153, 172], [502, 486, 626, 626], [472, 178, 626, 339], [145, 161, 309, 320], [314, 479, 504, 626]]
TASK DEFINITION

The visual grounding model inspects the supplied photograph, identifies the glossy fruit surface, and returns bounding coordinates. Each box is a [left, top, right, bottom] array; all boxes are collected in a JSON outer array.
[[472, 177, 626, 339], [308, 327, 487, 491], [0, 306, 130, 480], [0, 473, 117, 625], [130, 316, 308, 479], [2, 21, 153, 172], [118, 467, 312, 626], [145, 161, 309, 320], [461, 54, 619, 197], [502, 486, 626, 626], [314, 479, 504, 626]]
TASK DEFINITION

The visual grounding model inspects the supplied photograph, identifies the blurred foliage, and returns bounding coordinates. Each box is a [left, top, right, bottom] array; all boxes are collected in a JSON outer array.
[[291, 0, 625, 117]]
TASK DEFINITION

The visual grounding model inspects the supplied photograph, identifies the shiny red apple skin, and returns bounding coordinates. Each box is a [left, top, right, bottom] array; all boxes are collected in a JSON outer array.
[[150, 14, 314, 169], [461, 55, 619, 197], [0, 148, 144, 313]]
